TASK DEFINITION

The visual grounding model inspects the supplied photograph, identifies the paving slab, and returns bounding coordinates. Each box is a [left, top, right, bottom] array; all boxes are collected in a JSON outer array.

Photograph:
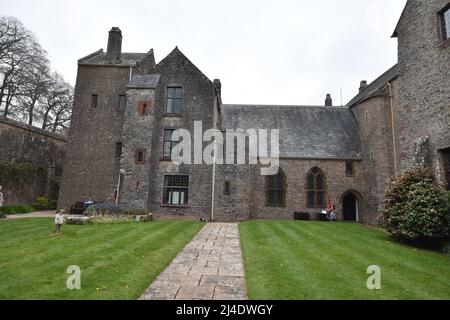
[[140, 223, 248, 300]]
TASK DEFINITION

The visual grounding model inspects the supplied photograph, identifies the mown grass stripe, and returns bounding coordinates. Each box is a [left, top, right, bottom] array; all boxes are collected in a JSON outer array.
[[239, 220, 450, 300], [0, 219, 202, 299]]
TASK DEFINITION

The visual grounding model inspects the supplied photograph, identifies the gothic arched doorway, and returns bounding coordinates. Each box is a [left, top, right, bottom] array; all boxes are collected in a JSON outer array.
[[342, 192, 359, 221]]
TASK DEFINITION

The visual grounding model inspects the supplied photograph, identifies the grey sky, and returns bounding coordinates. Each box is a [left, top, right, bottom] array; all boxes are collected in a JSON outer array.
[[0, 0, 407, 105]]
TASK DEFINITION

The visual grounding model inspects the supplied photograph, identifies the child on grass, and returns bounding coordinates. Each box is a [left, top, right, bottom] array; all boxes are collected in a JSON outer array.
[[53, 209, 65, 235]]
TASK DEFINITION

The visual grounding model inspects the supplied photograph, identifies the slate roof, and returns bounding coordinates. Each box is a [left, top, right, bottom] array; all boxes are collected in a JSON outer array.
[[221, 104, 361, 159], [78, 50, 146, 66], [127, 74, 161, 88], [346, 64, 399, 108]]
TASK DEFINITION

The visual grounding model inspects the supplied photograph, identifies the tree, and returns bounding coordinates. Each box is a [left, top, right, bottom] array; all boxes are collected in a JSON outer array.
[[0, 15, 73, 135], [15, 53, 50, 125], [41, 71, 73, 134], [0, 16, 43, 116]]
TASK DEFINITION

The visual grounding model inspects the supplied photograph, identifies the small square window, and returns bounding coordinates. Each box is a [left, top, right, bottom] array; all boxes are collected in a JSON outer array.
[[346, 161, 355, 176], [440, 4, 450, 41], [91, 94, 98, 109], [115, 142, 123, 159], [224, 181, 231, 196], [135, 149, 146, 164], [118, 95, 126, 111], [138, 101, 151, 116]]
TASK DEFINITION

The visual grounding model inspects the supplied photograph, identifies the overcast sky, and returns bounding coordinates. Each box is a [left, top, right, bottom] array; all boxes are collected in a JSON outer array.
[[0, 0, 407, 105]]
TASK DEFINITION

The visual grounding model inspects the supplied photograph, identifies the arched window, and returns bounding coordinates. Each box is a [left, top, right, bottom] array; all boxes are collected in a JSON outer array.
[[266, 169, 286, 207], [306, 167, 326, 208]]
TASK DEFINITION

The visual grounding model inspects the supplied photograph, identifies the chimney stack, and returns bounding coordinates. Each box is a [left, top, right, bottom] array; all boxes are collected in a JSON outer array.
[[213, 79, 222, 97], [325, 94, 333, 107], [359, 80, 368, 92], [106, 27, 122, 63]]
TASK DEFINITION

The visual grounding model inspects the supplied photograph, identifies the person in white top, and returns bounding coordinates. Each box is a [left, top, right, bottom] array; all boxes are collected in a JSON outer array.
[[0, 185, 4, 208], [53, 209, 65, 235]]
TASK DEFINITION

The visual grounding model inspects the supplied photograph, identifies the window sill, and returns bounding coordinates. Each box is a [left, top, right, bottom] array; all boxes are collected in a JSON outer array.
[[163, 113, 182, 118], [161, 204, 191, 208], [159, 157, 173, 162]]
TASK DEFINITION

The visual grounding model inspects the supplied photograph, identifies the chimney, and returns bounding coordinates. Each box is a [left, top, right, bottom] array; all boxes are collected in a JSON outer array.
[[325, 94, 333, 107], [213, 79, 222, 97], [359, 80, 368, 92], [106, 27, 122, 63]]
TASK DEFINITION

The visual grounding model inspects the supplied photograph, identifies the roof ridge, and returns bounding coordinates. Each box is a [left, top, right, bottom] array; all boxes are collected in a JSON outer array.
[[345, 64, 399, 107], [222, 104, 349, 109], [155, 47, 213, 85], [78, 49, 103, 63]]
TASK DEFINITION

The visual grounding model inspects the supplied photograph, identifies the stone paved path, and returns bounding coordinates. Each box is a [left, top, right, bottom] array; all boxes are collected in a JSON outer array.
[[6, 211, 56, 219], [140, 223, 248, 300]]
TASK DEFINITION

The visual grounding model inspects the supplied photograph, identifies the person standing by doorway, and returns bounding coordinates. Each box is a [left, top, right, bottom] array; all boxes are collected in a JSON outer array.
[[326, 200, 336, 222], [331, 205, 337, 222]]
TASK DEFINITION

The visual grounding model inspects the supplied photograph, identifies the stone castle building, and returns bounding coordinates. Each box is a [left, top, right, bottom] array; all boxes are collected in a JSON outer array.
[[58, 0, 450, 224]]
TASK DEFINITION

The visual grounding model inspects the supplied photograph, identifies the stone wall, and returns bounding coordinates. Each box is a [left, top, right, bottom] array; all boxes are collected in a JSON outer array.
[[147, 48, 219, 219], [249, 159, 365, 222], [351, 89, 397, 224], [120, 88, 156, 209], [0, 116, 66, 205], [58, 65, 130, 210], [213, 163, 251, 222], [395, 0, 450, 186]]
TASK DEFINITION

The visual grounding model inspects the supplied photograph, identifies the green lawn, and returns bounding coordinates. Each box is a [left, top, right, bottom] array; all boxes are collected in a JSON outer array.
[[239, 220, 450, 300], [0, 218, 202, 299]]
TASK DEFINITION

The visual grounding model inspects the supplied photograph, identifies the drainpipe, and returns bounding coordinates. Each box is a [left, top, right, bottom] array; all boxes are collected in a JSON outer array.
[[387, 82, 398, 176], [116, 169, 125, 205], [210, 140, 217, 222], [129, 66, 133, 82]]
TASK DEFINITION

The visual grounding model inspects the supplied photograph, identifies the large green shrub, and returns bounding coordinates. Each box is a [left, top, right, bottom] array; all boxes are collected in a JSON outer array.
[[378, 167, 450, 242], [32, 196, 57, 211], [33, 196, 49, 210], [0, 205, 35, 215]]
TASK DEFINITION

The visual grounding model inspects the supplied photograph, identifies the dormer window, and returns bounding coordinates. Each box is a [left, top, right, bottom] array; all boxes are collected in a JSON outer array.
[[440, 4, 450, 41], [166, 87, 182, 114]]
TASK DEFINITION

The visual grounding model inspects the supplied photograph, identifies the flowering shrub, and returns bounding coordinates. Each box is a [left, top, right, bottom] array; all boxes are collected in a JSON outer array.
[[91, 202, 122, 216], [83, 202, 152, 220], [378, 167, 450, 242]]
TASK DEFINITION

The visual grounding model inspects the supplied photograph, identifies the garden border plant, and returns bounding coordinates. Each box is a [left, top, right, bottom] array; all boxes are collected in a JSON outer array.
[[0, 196, 58, 215], [65, 202, 154, 225], [378, 166, 450, 251]]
